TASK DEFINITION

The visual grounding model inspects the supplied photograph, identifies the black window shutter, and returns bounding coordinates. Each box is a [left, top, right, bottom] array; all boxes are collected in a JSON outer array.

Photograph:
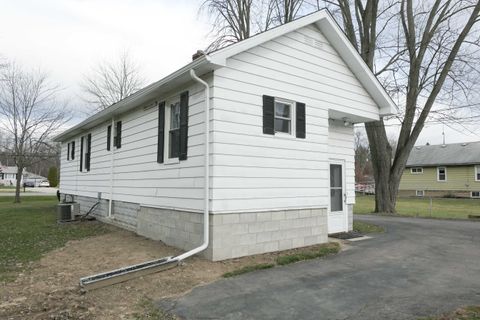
[[296, 102, 306, 139], [179, 91, 189, 161], [71, 141, 75, 160], [263, 95, 275, 135], [80, 137, 84, 172], [86, 134, 91, 171], [116, 121, 122, 148], [157, 101, 165, 163], [67, 143, 70, 161], [107, 125, 111, 151]]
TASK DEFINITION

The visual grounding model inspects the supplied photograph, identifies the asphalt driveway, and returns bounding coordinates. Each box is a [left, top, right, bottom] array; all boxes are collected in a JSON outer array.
[[159, 216, 480, 320]]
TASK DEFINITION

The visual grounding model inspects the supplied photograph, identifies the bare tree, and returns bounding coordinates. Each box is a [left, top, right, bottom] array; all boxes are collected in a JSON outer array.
[[322, 0, 480, 213], [82, 51, 144, 113], [203, 0, 309, 50], [202, 0, 254, 51], [202, 0, 480, 213], [0, 61, 69, 203], [271, 0, 305, 24], [354, 129, 371, 183]]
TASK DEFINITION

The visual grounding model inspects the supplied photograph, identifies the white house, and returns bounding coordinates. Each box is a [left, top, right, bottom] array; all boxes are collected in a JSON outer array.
[[0, 165, 23, 186], [54, 10, 395, 261]]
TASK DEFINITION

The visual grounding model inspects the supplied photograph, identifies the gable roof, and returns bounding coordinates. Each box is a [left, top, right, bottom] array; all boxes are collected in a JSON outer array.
[[54, 9, 396, 142], [406, 141, 480, 167]]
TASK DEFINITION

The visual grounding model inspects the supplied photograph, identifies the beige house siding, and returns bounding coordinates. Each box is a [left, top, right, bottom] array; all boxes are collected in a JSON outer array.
[[399, 165, 480, 197]]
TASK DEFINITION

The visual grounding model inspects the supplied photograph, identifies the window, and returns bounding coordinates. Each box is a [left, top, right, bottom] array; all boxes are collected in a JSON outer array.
[[79, 134, 91, 172], [475, 165, 480, 181], [168, 102, 180, 159], [411, 167, 423, 174], [70, 141, 75, 160], [416, 190, 425, 197], [157, 91, 189, 164], [472, 191, 480, 198], [274, 100, 293, 134], [262, 95, 305, 138], [114, 121, 122, 149], [107, 125, 111, 151], [107, 121, 122, 150], [437, 167, 447, 181], [67, 141, 75, 161]]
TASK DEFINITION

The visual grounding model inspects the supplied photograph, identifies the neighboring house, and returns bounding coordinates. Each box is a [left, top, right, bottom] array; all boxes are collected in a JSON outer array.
[[399, 142, 480, 198], [0, 165, 23, 186], [0, 165, 46, 186], [54, 10, 395, 261]]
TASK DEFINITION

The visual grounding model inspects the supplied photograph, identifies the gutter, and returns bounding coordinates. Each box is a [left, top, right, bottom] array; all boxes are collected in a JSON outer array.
[[54, 55, 213, 142], [174, 69, 210, 260], [79, 68, 211, 290]]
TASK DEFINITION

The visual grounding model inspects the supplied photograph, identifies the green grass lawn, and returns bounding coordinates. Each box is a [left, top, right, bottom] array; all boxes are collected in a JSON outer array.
[[354, 195, 480, 219], [0, 196, 109, 282]]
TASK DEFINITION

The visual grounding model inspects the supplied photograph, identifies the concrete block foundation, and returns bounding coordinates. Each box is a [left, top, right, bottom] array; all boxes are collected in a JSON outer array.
[[62, 193, 329, 261]]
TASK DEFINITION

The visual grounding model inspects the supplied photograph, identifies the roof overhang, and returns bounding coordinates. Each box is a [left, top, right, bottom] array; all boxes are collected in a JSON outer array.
[[55, 9, 396, 142], [406, 162, 480, 168], [53, 56, 224, 142], [208, 9, 397, 117]]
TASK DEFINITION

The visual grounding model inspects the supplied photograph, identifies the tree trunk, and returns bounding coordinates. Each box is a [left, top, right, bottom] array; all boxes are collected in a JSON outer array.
[[14, 166, 24, 203], [364, 121, 397, 213]]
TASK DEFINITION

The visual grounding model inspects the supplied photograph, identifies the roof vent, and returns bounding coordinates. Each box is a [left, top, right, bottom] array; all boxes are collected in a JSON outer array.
[[461, 143, 468, 147], [441, 144, 447, 148], [415, 146, 421, 150], [192, 50, 205, 61]]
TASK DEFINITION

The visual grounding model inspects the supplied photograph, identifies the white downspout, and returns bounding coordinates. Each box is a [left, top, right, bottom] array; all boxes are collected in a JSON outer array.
[[108, 117, 115, 218], [174, 69, 210, 261]]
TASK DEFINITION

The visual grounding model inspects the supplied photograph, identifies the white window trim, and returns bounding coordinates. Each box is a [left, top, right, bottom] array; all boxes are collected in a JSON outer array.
[[475, 165, 480, 182], [410, 167, 423, 174], [471, 191, 480, 198], [274, 98, 295, 137], [416, 190, 425, 197], [163, 98, 180, 165], [437, 166, 447, 182]]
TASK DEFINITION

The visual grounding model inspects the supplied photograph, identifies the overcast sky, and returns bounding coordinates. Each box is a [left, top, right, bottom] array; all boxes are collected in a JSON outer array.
[[1, 0, 478, 145]]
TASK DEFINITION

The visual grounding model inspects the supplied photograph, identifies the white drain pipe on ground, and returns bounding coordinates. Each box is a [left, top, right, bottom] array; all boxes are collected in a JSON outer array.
[[174, 69, 210, 261], [79, 69, 210, 290]]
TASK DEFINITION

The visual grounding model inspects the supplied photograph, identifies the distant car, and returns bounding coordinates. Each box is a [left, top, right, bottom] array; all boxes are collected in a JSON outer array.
[[39, 180, 50, 187], [24, 180, 35, 187]]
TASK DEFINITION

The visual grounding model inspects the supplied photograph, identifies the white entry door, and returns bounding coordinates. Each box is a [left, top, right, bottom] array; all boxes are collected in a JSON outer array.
[[328, 161, 347, 234]]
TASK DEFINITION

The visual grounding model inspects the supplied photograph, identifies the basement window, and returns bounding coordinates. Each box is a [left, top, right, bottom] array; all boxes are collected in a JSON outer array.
[[411, 167, 423, 174], [472, 191, 480, 198], [416, 190, 425, 197]]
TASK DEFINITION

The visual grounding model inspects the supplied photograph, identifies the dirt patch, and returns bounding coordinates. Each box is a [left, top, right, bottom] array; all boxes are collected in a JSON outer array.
[[0, 225, 345, 319]]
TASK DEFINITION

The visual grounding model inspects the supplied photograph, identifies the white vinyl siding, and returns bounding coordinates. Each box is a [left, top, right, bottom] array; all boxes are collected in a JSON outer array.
[[59, 25, 381, 215], [209, 26, 371, 213], [59, 79, 212, 212]]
